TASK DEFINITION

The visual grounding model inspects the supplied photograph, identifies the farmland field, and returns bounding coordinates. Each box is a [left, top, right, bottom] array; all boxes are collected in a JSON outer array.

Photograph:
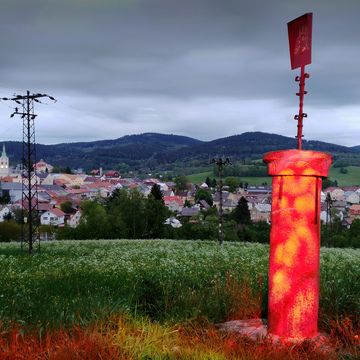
[[187, 165, 360, 188], [328, 165, 360, 187], [187, 171, 271, 186], [1, 240, 360, 359]]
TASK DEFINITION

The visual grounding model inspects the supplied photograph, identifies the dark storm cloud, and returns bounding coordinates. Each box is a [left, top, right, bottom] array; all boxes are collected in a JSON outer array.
[[0, 0, 359, 145]]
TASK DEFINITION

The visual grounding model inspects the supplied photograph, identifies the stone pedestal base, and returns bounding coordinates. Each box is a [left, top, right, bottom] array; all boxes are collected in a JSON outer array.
[[217, 319, 333, 351]]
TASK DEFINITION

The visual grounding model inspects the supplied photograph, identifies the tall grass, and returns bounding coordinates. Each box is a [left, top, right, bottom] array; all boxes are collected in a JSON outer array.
[[2, 313, 346, 360], [0, 240, 360, 358], [0, 240, 268, 329]]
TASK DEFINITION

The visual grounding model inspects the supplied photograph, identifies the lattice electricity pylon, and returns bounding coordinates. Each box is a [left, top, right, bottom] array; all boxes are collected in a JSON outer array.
[[2, 91, 56, 253]]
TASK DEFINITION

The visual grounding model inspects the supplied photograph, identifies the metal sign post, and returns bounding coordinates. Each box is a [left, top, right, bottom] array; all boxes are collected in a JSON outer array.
[[288, 13, 312, 150]]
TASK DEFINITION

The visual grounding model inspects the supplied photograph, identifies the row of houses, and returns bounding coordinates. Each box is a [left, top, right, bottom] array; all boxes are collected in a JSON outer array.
[[2, 154, 360, 228]]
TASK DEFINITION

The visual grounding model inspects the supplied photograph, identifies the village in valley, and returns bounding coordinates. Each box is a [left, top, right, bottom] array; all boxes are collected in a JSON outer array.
[[0, 144, 358, 237]]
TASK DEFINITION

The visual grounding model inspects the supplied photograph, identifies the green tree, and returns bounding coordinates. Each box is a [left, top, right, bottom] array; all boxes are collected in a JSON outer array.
[[224, 177, 239, 193], [194, 188, 213, 206], [144, 193, 168, 238], [85, 202, 113, 239], [322, 178, 335, 190], [205, 177, 212, 188], [184, 200, 192, 208], [3, 211, 13, 222], [348, 218, 360, 248], [119, 188, 146, 238], [0, 190, 10, 204], [60, 201, 75, 214], [108, 208, 127, 239], [0, 220, 21, 242], [340, 167, 348, 174], [81, 199, 100, 217], [237, 226, 257, 243], [105, 188, 125, 210], [249, 221, 270, 244], [39, 225, 56, 241], [174, 174, 190, 193], [233, 197, 251, 225], [150, 184, 164, 201]]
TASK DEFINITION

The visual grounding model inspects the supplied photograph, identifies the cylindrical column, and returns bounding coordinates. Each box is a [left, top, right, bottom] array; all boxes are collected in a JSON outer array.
[[263, 150, 332, 339]]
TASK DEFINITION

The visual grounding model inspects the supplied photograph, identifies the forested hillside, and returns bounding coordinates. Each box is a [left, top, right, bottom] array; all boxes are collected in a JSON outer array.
[[2, 131, 360, 175]]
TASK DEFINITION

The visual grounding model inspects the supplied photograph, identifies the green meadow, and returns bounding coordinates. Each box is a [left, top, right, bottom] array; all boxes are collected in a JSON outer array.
[[1, 240, 360, 359], [188, 165, 360, 188]]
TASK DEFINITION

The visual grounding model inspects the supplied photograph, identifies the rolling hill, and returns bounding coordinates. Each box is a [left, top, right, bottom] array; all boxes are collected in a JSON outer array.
[[2, 132, 360, 174]]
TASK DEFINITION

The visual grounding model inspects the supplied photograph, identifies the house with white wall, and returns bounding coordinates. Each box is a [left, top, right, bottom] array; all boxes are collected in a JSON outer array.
[[40, 208, 66, 226]]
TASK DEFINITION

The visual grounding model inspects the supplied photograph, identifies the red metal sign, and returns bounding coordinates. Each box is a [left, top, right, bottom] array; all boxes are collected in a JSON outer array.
[[288, 13, 313, 70]]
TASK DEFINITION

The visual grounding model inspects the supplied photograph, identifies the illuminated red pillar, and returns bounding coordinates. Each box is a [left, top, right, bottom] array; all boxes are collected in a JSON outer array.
[[263, 149, 332, 339]]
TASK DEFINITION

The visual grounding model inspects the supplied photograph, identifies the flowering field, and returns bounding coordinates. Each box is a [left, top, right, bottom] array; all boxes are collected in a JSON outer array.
[[0, 240, 269, 328], [0, 240, 360, 359]]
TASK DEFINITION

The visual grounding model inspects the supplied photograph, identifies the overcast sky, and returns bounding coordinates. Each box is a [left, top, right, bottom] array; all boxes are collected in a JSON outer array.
[[0, 0, 359, 147]]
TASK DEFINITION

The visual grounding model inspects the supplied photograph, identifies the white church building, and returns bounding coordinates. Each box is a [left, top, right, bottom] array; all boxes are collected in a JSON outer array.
[[0, 145, 9, 178]]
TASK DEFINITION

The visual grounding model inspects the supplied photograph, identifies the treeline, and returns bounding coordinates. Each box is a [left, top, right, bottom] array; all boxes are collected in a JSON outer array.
[[214, 162, 269, 178], [1, 184, 360, 248], [321, 217, 360, 248], [56, 190, 271, 242]]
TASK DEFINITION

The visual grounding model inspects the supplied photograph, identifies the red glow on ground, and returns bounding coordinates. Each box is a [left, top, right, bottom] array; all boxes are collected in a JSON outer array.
[[263, 150, 332, 340]]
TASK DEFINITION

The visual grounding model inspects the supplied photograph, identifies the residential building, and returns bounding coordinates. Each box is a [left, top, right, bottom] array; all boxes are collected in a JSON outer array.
[[0, 182, 23, 203], [164, 196, 184, 212], [40, 208, 66, 226], [67, 209, 83, 228], [247, 185, 272, 194], [181, 207, 200, 217], [323, 187, 344, 201], [250, 204, 271, 222], [56, 174, 84, 187], [105, 170, 120, 179], [33, 160, 53, 174], [343, 191, 360, 204], [38, 173, 54, 185], [349, 204, 360, 218], [342, 218, 355, 229]]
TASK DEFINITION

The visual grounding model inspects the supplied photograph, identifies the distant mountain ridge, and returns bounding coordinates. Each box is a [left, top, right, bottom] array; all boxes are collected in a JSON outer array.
[[2, 132, 360, 173]]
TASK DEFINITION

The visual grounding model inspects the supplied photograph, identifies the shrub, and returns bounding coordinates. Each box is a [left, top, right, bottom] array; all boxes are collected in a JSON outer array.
[[0, 220, 21, 242]]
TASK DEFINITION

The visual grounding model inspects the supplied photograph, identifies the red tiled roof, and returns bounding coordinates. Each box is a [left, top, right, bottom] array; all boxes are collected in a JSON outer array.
[[164, 196, 181, 202], [0, 177, 14, 182], [344, 217, 356, 225], [343, 186, 360, 192], [105, 171, 120, 176], [38, 204, 54, 211], [50, 208, 66, 217], [35, 161, 46, 167], [323, 187, 342, 192], [92, 182, 113, 188], [86, 184, 97, 190]]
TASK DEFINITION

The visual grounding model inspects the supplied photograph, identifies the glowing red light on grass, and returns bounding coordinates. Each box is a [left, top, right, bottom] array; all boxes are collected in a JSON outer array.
[[263, 149, 332, 340]]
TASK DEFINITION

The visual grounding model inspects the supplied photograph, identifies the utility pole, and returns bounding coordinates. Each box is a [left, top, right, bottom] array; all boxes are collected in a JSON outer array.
[[325, 192, 333, 248], [210, 157, 231, 245], [2, 91, 56, 253]]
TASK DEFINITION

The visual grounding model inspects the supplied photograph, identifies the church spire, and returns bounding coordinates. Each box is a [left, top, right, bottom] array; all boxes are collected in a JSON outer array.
[[1, 145, 7, 158]]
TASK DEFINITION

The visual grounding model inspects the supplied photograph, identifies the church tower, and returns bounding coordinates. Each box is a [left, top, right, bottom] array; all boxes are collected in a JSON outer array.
[[0, 145, 9, 178]]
